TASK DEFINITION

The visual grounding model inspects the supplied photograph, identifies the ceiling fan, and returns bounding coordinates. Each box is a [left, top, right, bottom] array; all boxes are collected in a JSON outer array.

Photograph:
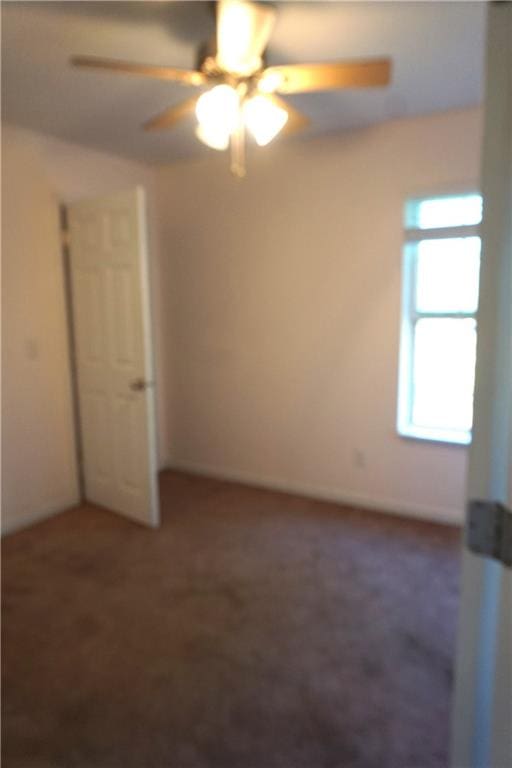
[[72, 0, 392, 177]]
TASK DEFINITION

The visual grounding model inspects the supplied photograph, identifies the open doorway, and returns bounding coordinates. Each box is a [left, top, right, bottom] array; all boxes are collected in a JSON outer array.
[[2, 2, 509, 768]]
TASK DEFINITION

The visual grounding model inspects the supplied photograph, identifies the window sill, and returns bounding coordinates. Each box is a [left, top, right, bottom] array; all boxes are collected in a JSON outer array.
[[398, 425, 472, 446]]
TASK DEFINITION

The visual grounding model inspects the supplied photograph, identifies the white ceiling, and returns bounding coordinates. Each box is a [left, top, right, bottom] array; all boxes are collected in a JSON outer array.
[[2, 1, 486, 164]]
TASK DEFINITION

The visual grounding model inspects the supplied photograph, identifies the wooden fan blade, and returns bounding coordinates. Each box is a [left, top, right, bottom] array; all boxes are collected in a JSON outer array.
[[260, 58, 392, 95], [267, 95, 310, 136], [216, 0, 276, 75], [143, 96, 199, 132], [71, 56, 208, 87]]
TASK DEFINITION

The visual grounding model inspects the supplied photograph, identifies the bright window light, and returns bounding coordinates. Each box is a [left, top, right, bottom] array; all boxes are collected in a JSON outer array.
[[397, 192, 482, 445], [415, 237, 481, 314], [412, 318, 477, 433], [243, 95, 288, 146], [405, 194, 483, 229]]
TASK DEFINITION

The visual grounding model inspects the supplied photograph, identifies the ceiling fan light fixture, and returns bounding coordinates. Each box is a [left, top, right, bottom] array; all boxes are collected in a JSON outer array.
[[70, 1, 392, 175], [243, 94, 288, 146], [216, 0, 275, 76], [195, 84, 240, 151], [196, 85, 240, 133], [257, 71, 284, 94], [195, 122, 231, 151]]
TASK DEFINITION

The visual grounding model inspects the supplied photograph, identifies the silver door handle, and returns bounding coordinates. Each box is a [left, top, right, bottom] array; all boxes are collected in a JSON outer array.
[[129, 378, 154, 392]]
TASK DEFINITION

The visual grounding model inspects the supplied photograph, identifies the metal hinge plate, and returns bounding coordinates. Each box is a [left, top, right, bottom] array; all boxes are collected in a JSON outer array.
[[467, 500, 512, 568]]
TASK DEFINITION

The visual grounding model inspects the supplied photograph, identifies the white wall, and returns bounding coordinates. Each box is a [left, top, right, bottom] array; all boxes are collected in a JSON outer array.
[[1, 124, 167, 533], [2, 109, 483, 530], [157, 107, 482, 524]]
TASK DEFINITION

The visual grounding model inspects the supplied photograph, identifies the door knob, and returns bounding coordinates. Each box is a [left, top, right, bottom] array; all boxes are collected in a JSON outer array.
[[129, 378, 154, 392]]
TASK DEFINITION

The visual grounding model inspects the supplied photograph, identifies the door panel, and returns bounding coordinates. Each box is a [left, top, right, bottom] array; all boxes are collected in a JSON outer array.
[[76, 268, 105, 362], [68, 188, 159, 527], [110, 267, 136, 365]]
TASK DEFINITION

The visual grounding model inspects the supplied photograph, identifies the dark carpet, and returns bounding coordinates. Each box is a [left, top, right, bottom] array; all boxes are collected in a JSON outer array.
[[2, 470, 461, 768]]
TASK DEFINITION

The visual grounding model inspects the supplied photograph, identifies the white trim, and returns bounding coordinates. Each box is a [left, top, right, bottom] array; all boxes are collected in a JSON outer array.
[[135, 186, 160, 528], [405, 224, 481, 242], [1, 494, 80, 536], [398, 424, 471, 446], [451, 5, 512, 766], [166, 460, 464, 526], [404, 182, 481, 206]]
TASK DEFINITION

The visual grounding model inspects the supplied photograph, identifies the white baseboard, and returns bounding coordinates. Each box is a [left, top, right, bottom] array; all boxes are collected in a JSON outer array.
[[166, 460, 464, 527], [1, 494, 80, 536], [2, 465, 464, 533]]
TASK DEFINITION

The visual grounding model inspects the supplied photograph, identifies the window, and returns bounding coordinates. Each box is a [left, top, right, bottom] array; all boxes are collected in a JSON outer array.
[[397, 193, 483, 445]]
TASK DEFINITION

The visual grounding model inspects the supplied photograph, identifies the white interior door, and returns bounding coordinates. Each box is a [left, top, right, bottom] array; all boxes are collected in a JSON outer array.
[[68, 187, 159, 527], [451, 5, 511, 767]]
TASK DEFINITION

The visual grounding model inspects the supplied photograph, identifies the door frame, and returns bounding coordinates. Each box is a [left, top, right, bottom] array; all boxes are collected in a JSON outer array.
[[60, 204, 86, 503], [451, 4, 511, 766]]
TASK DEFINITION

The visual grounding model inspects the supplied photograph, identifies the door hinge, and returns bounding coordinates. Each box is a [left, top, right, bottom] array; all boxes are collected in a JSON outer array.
[[467, 500, 512, 568]]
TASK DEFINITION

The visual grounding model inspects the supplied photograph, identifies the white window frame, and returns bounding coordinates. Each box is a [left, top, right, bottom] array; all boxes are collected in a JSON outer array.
[[397, 193, 482, 446]]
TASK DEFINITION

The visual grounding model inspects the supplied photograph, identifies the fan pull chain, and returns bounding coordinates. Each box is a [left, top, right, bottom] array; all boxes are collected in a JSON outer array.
[[230, 120, 246, 178], [230, 86, 247, 178]]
